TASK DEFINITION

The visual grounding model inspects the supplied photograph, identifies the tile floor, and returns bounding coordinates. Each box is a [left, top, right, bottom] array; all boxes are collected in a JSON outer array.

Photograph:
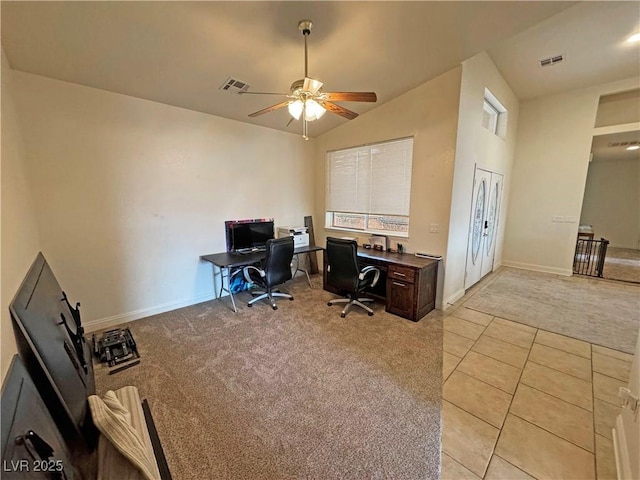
[[441, 305, 635, 480]]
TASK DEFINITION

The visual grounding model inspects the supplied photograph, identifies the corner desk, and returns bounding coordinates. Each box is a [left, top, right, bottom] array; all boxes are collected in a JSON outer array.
[[323, 248, 439, 322], [200, 245, 323, 312]]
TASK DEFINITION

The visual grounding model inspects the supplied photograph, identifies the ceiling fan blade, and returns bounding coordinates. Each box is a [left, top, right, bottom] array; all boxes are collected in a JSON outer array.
[[303, 77, 323, 94], [248, 101, 291, 117], [324, 92, 377, 102], [323, 101, 359, 120]]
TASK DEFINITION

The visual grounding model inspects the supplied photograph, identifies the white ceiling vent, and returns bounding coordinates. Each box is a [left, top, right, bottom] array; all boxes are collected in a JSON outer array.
[[539, 54, 565, 67], [220, 77, 250, 93]]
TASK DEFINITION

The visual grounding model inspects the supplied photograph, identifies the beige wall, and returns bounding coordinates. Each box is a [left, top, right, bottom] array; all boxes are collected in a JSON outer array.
[[8, 69, 315, 332], [580, 158, 640, 249], [1, 53, 42, 380], [314, 67, 462, 308], [503, 77, 639, 275], [445, 52, 519, 304], [594, 89, 640, 128]]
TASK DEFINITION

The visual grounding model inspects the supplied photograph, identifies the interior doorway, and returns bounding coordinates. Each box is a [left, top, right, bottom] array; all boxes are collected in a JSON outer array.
[[465, 166, 504, 289], [579, 130, 640, 283]]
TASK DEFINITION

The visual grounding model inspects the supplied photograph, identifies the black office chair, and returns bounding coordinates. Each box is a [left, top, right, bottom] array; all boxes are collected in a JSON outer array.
[[326, 237, 380, 318], [243, 236, 295, 310]]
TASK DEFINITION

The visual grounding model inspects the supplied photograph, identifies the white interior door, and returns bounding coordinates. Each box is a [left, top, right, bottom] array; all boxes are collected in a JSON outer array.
[[480, 173, 503, 278], [465, 168, 491, 289]]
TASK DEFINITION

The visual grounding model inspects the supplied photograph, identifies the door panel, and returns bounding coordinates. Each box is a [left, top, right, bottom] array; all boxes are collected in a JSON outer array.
[[480, 173, 503, 278], [465, 168, 491, 289]]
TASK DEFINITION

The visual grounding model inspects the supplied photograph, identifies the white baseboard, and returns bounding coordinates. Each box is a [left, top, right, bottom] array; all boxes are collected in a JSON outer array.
[[444, 289, 466, 309], [501, 260, 572, 277], [84, 291, 216, 333]]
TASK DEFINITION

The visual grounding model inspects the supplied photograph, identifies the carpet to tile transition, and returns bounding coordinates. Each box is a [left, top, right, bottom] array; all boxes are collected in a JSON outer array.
[[464, 268, 640, 353], [95, 277, 444, 479]]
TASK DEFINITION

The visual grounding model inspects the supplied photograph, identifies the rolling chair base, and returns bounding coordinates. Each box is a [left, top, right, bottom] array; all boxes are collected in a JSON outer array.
[[248, 290, 294, 310], [328, 297, 375, 317]]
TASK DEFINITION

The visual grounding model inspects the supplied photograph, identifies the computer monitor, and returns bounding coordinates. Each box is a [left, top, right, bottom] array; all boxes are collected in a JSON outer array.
[[225, 218, 275, 252]]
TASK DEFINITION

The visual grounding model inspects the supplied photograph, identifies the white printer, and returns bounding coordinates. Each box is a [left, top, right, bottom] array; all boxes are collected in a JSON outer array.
[[277, 226, 310, 248]]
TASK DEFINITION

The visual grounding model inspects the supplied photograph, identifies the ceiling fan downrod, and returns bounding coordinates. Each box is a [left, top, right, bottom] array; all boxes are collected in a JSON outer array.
[[298, 20, 313, 78]]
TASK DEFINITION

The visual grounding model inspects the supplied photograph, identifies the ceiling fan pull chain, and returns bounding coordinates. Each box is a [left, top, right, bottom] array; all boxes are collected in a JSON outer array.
[[303, 104, 308, 140]]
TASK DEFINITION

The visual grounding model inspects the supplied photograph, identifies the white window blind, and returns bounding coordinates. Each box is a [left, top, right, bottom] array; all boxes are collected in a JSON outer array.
[[326, 137, 413, 216]]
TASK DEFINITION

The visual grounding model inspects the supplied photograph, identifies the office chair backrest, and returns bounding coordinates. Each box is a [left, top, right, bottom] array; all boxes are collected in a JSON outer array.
[[326, 237, 360, 292], [263, 236, 295, 286]]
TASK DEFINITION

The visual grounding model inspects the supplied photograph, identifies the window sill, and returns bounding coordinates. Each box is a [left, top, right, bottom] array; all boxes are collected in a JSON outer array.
[[324, 226, 409, 239]]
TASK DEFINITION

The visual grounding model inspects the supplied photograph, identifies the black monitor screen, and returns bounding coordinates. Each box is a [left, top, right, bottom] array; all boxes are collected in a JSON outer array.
[[225, 219, 275, 252]]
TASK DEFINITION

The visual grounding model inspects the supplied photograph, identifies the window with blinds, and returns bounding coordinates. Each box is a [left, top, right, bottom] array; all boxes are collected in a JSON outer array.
[[325, 137, 413, 236]]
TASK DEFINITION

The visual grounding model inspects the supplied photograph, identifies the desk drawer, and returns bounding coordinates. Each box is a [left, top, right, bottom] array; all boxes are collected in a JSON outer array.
[[388, 265, 416, 283]]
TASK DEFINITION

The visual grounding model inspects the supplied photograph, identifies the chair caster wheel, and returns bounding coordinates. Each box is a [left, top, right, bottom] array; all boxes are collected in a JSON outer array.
[[340, 313, 346, 318], [368, 312, 374, 316], [247, 303, 253, 307], [289, 297, 294, 301], [272, 306, 278, 311], [327, 302, 332, 306]]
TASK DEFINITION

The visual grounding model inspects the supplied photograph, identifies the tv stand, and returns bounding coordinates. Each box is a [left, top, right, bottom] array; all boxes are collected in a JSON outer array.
[[323, 248, 438, 321]]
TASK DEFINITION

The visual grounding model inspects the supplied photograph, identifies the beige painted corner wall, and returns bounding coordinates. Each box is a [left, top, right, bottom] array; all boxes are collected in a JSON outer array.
[[8, 69, 315, 331], [445, 52, 519, 305], [313, 67, 463, 309], [580, 158, 640, 249], [1, 52, 42, 380], [502, 77, 640, 274]]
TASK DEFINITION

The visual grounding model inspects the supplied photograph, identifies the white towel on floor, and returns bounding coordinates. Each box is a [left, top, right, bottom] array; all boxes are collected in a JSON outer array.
[[88, 391, 159, 480]]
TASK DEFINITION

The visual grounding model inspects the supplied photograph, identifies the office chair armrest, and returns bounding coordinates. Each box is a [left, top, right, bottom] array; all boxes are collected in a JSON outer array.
[[359, 266, 380, 287], [243, 265, 266, 283]]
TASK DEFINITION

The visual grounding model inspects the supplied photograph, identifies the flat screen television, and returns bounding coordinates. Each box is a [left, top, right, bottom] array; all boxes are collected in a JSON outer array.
[[225, 218, 275, 253], [9, 252, 96, 453]]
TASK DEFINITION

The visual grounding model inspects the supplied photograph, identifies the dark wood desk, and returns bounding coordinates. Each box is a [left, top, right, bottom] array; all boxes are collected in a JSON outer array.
[[201, 245, 323, 312], [323, 248, 438, 322]]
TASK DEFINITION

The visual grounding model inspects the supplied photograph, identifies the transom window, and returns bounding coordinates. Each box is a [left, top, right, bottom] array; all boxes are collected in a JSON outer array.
[[325, 137, 413, 237], [482, 88, 508, 139]]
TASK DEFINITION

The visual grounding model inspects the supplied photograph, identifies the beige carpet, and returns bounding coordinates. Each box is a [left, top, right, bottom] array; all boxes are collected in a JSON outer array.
[[464, 268, 640, 353], [603, 247, 640, 283], [95, 276, 444, 479]]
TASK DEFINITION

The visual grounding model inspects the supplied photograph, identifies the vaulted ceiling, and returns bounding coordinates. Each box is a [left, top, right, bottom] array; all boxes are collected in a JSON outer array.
[[2, 1, 638, 138]]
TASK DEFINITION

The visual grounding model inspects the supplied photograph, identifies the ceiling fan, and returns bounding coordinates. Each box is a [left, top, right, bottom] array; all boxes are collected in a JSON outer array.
[[239, 20, 377, 139]]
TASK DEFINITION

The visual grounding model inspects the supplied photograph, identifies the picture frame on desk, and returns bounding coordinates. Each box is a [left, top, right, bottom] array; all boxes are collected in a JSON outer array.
[[368, 235, 388, 251]]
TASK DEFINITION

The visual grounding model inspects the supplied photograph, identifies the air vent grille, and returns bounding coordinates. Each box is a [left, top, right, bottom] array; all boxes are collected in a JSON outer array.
[[540, 54, 565, 67], [608, 140, 640, 148], [220, 77, 250, 93]]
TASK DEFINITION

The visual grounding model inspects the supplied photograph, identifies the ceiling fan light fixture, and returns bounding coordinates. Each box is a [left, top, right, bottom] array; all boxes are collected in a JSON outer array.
[[287, 98, 326, 122], [288, 100, 304, 120], [305, 99, 326, 121]]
